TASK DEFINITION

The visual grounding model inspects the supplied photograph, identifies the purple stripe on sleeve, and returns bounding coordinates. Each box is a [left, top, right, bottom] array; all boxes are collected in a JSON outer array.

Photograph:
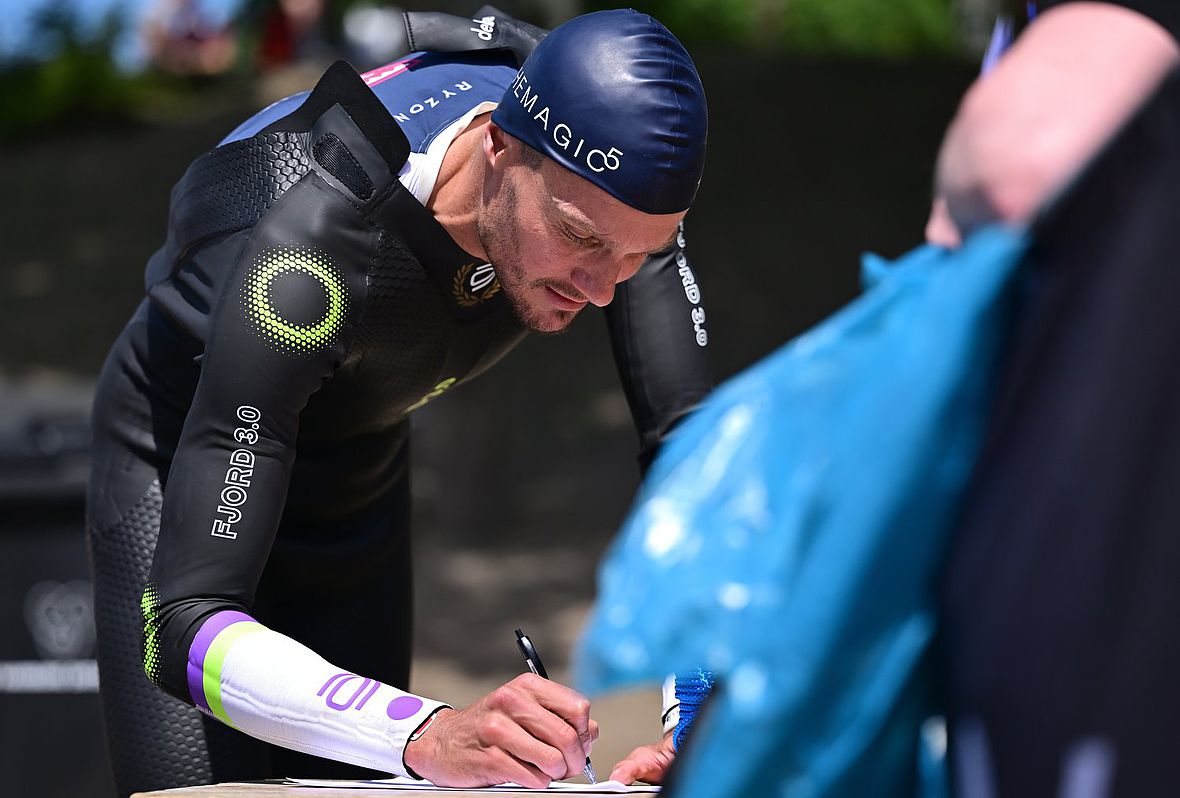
[[186, 610, 256, 712]]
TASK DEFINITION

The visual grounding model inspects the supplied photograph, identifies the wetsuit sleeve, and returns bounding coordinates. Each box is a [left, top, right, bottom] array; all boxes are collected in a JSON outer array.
[[604, 221, 713, 473], [142, 151, 447, 774], [1039, 0, 1180, 41], [402, 5, 548, 66]]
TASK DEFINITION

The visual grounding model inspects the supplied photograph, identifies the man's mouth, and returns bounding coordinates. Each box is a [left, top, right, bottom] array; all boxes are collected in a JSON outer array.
[[544, 285, 588, 311]]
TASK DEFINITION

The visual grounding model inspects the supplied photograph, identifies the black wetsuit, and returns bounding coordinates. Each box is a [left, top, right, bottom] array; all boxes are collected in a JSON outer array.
[[86, 55, 711, 796]]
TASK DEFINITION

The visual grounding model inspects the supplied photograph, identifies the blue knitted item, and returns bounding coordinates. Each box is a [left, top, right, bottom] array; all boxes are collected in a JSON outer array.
[[673, 670, 716, 751]]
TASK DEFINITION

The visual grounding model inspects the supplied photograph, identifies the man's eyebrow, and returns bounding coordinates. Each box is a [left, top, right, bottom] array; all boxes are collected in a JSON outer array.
[[552, 201, 604, 238]]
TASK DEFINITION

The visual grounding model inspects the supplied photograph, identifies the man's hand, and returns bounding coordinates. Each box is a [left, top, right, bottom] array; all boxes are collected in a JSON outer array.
[[609, 731, 676, 785], [403, 674, 598, 788], [929, 2, 1179, 246]]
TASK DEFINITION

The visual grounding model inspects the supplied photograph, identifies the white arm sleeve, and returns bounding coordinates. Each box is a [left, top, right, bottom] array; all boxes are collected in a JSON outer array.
[[661, 674, 680, 735], [204, 621, 450, 777]]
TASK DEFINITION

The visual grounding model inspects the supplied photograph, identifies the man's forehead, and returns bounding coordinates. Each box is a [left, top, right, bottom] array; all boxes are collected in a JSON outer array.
[[539, 151, 683, 220], [547, 184, 684, 252]]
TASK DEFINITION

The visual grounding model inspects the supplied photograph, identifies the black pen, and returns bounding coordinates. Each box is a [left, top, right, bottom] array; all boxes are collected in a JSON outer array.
[[514, 628, 598, 784]]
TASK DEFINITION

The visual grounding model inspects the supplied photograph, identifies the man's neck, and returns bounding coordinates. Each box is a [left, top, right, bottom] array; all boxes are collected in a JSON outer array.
[[426, 112, 491, 262]]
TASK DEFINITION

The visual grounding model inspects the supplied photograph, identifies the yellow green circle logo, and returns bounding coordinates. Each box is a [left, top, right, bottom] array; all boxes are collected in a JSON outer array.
[[242, 247, 349, 355]]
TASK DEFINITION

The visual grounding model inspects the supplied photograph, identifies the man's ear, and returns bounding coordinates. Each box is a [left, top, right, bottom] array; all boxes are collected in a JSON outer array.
[[483, 121, 512, 169]]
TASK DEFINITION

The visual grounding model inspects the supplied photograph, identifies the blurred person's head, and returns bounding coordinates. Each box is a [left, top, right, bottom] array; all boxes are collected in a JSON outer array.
[[475, 9, 707, 333], [280, 0, 325, 30]]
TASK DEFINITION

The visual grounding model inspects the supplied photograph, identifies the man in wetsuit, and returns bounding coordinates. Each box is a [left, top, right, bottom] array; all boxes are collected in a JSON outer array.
[[86, 9, 710, 795]]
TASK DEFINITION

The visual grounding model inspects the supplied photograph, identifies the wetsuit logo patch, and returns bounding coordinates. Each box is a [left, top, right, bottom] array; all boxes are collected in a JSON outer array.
[[452, 262, 501, 307], [241, 246, 349, 355]]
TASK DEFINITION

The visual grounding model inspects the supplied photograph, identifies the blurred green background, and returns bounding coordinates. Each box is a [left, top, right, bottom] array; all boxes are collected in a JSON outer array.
[[0, 0, 992, 138]]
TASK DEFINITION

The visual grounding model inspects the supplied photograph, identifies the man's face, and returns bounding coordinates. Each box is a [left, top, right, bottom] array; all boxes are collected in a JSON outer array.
[[477, 130, 687, 334]]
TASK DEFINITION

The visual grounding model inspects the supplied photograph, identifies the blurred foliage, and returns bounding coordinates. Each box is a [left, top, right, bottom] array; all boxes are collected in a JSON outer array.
[[0, 0, 967, 139], [582, 0, 960, 56], [0, 2, 148, 138], [784, 0, 958, 55], [0, 1, 246, 140]]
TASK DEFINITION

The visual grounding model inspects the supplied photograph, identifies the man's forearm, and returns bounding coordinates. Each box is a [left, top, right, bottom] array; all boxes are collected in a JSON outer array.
[[934, 2, 1179, 240], [160, 608, 449, 776]]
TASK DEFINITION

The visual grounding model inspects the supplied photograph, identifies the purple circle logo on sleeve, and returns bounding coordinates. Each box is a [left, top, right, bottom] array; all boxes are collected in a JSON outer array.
[[387, 695, 424, 720]]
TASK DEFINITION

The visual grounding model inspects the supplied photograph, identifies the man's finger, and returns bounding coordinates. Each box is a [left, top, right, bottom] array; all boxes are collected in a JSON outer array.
[[509, 673, 594, 735], [926, 197, 961, 249], [492, 749, 553, 790], [610, 760, 641, 785], [581, 718, 600, 754], [478, 712, 569, 780], [509, 701, 589, 779], [610, 743, 673, 786], [610, 746, 656, 785]]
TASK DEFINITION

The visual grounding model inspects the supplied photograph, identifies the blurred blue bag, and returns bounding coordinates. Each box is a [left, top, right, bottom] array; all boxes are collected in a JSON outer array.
[[577, 227, 1030, 798]]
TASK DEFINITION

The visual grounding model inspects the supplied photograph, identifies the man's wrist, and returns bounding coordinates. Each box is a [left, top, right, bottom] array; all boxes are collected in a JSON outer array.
[[403, 707, 452, 780]]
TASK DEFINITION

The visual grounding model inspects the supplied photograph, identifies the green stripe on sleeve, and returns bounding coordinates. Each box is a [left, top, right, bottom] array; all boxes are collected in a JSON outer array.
[[202, 621, 265, 727]]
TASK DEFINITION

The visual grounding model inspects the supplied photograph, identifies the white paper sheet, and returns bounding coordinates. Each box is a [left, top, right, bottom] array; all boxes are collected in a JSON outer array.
[[286, 777, 659, 793]]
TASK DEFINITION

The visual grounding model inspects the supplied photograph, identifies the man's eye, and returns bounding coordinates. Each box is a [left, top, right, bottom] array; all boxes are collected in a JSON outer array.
[[562, 228, 599, 248]]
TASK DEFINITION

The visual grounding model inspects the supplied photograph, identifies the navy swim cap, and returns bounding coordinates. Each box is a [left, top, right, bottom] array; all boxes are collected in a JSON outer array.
[[491, 9, 707, 215]]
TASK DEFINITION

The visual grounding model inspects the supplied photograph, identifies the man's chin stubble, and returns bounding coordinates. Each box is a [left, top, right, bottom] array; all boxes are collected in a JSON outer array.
[[502, 289, 577, 335]]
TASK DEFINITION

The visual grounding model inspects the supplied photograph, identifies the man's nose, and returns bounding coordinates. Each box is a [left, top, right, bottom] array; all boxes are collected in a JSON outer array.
[[570, 264, 618, 307]]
